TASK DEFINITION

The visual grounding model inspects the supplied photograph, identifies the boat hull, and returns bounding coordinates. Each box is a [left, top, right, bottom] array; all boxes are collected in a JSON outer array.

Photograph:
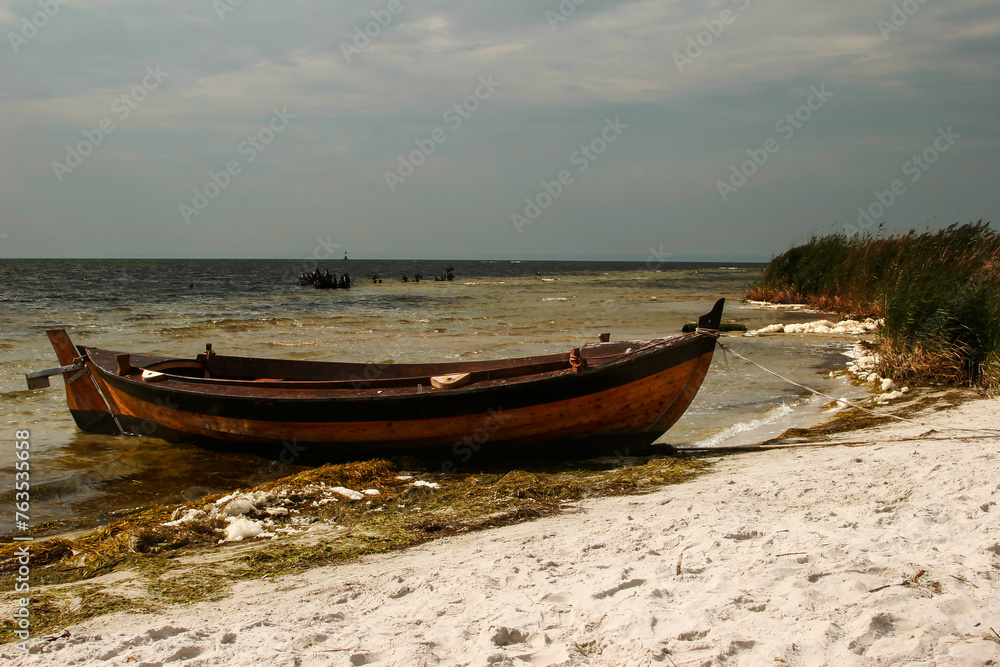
[[42, 299, 725, 455], [87, 352, 713, 453]]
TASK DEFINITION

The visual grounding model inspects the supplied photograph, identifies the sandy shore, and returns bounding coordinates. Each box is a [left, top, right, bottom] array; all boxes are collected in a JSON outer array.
[[6, 396, 1000, 666]]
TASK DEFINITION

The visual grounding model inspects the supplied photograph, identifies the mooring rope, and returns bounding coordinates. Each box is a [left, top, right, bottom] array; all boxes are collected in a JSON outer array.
[[715, 340, 1000, 437], [585, 326, 721, 362], [585, 338, 674, 361]]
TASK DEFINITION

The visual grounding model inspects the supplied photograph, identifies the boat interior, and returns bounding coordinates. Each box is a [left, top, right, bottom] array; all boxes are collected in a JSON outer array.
[[85, 336, 681, 390]]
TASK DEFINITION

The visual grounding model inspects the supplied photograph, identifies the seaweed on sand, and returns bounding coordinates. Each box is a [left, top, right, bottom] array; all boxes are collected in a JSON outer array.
[[0, 455, 705, 642]]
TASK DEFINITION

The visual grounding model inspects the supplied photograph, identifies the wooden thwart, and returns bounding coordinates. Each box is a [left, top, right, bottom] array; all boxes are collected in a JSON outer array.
[[430, 373, 472, 389]]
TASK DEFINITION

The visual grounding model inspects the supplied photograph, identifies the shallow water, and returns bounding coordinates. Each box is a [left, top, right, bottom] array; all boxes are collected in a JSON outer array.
[[0, 259, 861, 535]]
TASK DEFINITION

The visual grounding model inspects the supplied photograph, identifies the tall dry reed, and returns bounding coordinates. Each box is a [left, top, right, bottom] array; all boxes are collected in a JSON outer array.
[[746, 221, 999, 390]]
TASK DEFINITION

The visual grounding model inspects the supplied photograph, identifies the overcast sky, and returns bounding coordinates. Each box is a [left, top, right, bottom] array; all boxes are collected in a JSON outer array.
[[0, 0, 997, 260]]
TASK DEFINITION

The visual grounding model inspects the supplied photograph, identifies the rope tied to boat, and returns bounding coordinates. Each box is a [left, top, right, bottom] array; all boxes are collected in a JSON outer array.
[[716, 340, 1000, 437], [582, 326, 721, 363]]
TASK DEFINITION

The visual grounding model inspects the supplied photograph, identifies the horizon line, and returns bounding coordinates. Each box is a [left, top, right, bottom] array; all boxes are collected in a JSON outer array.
[[0, 256, 771, 263]]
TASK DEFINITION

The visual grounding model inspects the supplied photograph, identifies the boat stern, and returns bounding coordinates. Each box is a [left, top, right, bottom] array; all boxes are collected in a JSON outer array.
[[26, 329, 123, 435]]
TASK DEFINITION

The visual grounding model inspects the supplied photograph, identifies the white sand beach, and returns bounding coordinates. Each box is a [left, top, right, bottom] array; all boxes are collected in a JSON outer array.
[[6, 396, 1000, 666]]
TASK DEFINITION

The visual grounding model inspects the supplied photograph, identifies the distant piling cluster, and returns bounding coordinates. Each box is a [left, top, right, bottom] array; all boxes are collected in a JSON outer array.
[[398, 266, 455, 283], [298, 266, 457, 288], [299, 268, 352, 289]]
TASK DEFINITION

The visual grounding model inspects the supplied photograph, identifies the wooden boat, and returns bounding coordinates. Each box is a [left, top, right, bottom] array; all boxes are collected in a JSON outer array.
[[27, 299, 724, 455]]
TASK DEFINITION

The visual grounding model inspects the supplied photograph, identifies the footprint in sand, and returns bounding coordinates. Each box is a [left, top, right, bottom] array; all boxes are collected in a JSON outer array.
[[116, 625, 188, 651], [491, 626, 530, 646], [165, 645, 202, 662], [723, 530, 764, 541], [593, 578, 645, 599], [146, 625, 188, 641], [720, 639, 756, 658], [848, 612, 896, 654]]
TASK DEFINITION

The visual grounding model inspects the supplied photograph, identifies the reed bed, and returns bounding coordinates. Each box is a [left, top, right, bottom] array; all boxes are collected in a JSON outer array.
[[746, 221, 1000, 390]]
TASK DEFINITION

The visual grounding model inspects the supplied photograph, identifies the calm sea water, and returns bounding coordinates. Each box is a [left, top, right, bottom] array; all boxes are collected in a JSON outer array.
[[0, 259, 860, 536]]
